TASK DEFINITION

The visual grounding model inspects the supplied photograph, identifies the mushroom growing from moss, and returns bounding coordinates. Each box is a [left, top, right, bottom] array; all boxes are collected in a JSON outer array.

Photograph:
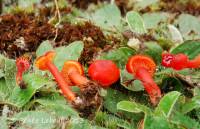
[[126, 55, 161, 105], [16, 56, 30, 89], [35, 51, 76, 102], [61, 60, 103, 116], [162, 52, 200, 70]]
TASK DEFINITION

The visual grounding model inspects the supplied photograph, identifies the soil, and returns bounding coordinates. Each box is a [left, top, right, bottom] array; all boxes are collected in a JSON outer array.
[[73, 81, 102, 118], [0, 13, 115, 64]]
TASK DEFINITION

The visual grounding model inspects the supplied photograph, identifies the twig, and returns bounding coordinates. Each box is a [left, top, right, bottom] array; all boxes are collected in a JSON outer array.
[[53, 0, 61, 41]]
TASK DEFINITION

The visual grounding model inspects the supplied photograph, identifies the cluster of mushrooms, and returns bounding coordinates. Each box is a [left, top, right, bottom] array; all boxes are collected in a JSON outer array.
[[16, 51, 200, 111]]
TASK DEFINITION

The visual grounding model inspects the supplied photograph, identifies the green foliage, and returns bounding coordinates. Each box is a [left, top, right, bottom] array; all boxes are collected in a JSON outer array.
[[1, 1, 200, 129], [11, 111, 56, 129], [36, 40, 54, 57], [143, 12, 169, 29], [91, 4, 121, 29], [175, 14, 200, 40], [155, 91, 181, 117], [8, 73, 54, 107], [126, 11, 147, 34], [54, 41, 84, 70], [97, 47, 136, 69], [144, 42, 163, 64], [120, 69, 144, 91], [103, 89, 129, 114], [171, 40, 200, 59]]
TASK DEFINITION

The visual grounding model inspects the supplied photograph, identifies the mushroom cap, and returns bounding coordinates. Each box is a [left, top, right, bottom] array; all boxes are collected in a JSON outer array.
[[161, 52, 174, 67], [61, 60, 84, 81], [126, 55, 156, 76], [35, 51, 56, 70], [88, 60, 120, 87], [171, 53, 188, 70], [16, 56, 30, 72]]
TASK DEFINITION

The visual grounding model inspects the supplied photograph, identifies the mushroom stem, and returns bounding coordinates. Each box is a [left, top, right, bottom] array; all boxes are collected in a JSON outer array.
[[187, 55, 200, 68], [46, 61, 76, 101], [68, 71, 89, 87], [16, 72, 22, 84], [135, 67, 161, 105]]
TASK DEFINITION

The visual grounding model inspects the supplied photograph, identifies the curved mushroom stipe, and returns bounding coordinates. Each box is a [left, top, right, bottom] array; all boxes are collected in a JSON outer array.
[[126, 55, 161, 105]]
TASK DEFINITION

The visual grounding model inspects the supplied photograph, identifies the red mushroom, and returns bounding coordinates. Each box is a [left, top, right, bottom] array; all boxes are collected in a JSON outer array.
[[162, 52, 200, 70], [88, 60, 120, 88], [61, 60, 89, 87], [126, 55, 161, 105], [16, 56, 30, 88], [61, 60, 102, 112], [35, 51, 76, 102]]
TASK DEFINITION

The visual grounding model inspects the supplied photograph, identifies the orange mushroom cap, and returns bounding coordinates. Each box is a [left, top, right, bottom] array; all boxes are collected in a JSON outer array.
[[61, 60, 84, 80], [126, 55, 156, 76], [35, 51, 56, 70]]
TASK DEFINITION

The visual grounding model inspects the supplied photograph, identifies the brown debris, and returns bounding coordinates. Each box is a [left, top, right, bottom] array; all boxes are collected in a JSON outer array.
[[159, 0, 200, 16], [73, 81, 102, 118], [0, 13, 109, 64], [0, 13, 55, 58]]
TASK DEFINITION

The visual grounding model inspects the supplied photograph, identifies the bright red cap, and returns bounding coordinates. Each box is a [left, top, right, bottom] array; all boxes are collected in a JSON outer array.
[[171, 53, 188, 70], [126, 55, 156, 77], [161, 52, 174, 67], [16, 56, 30, 73], [88, 60, 120, 87]]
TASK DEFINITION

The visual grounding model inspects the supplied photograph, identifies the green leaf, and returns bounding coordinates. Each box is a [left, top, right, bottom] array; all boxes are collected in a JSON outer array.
[[143, 12, 169, 29], [0, 117, 9, 129], [35, 98, 78, 118], [181, 96, 200, 114], [144, 42, 163, 64], [36, 40, 53, 57], [170, 112, 200, 129], [8, 73, 54, 107], [0, 79, 9, 101], [126, 11, 147, 34], [91, 4, 121, 29], [67, 118, 91, 129], [97, 47, 136, 69], [144, 115, 171, 129], [4, 58, 17, 90], [117, 101, 151, 114], [103, 89, 129, 113], [171, 40, 200, 59], [155, 91, 181, 118], [12, 111, 56, 129], [175, 14, 200, 40], [54, 41, 84, 70], [134, 0, 158, 10], [95, 111, 135, 129], [120, 69, 144, 91]]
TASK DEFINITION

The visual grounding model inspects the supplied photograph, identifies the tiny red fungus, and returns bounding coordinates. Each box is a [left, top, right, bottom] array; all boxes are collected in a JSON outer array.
[[88, 60, 120, 87], [162, 52, 200, 70], [126, 55, 161, 105], [61, 60, 89, 87], [35, 51, 76, 102], [16, 56, 30, 88]]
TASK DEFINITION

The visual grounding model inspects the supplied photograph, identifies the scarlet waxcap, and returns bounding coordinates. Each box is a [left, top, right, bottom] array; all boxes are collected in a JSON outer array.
[[35, 51, 56, 70], [88, 60, 120, 87], [61, 60, 84, 81], [126, 55, 156, 77], [16, 56, 30, 72], [161, 52, 174, 67]]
